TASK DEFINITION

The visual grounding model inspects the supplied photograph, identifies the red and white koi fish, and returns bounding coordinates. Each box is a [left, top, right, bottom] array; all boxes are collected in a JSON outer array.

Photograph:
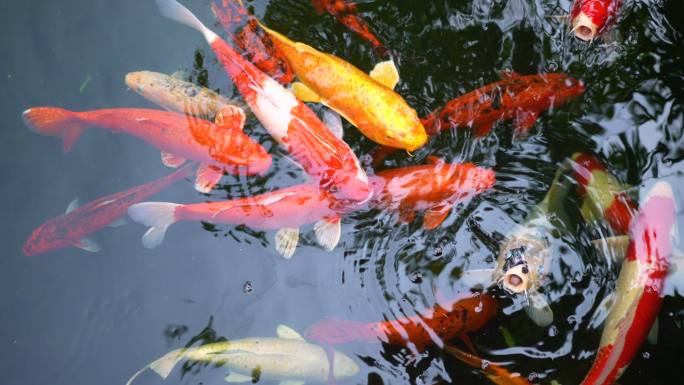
[[210, 0, 295, 85], [22, 106, 269, 193], [311, 0, 387, 55], [128, 183, 344, 259], [306, 292, 498, 353], [571, 0, 621, 42], [156, 0, 371, 204], [370, 157, 496, 230], [580, 181, 676, 385], [23, 164, 193, 256]]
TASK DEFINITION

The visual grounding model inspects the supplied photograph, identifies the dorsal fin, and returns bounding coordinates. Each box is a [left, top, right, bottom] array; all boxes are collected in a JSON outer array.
[[369, 60, 399, 89], [276, 324, 305, 341], [215, 105, 246, 131]]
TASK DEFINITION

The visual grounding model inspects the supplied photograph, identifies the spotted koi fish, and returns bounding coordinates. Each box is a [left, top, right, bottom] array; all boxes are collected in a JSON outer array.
[[571, 0, 621, 41]]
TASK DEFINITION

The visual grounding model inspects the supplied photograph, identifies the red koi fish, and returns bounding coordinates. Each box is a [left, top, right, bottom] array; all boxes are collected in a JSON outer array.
[[128, 183, 343, 259], [444, 345, 534, 385], [157, 0, 371, 205], [371, 157, 496, 229], [311, 0, 387, 55], [23, 164, 193, 256], [422, 72, 585, 137], [210, 0, 295, 84], [571, 153, 637, 235], [570, 0, 621, 42], [22, 106, 269, 193], [307, 292, 498, 353], [580, 182, 676, 385]]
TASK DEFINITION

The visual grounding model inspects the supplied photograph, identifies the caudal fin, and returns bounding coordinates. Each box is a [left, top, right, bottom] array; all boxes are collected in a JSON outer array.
[[125, 348, 186, 385], [128, 202, 180, 249], [156, 0, 219, 43], [22, 107, 86, 153]]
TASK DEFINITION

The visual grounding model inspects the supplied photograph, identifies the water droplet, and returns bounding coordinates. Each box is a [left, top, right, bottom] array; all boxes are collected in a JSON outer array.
[[548, 325, 558, 337], [409, 272, 423, 284], [481, 360, 490, 370], [433, 246, 443, 257], [243, 281, 253, 294], [567, 315, 577, 325], [643, 351, 650, 359]]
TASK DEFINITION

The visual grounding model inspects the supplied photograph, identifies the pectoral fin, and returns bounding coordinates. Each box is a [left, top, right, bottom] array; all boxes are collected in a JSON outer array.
[[525, 290, 553, 327], [195, 164, 223, 193], [161, 151, 187, 168], [275, 228, 299, 259], [514, 110, 540, 134], [276, 324, 305, 341], [215, 104, 246, 130], [322, 109, 343, 139], [73, 237, 101, 253], [314, 217, 341, 251], [224, 372, 253, 383], [292, 82, 321, 103], [423, 205, 452, 230], [66, 198, 80, 213], [369, 60, 399, 89]]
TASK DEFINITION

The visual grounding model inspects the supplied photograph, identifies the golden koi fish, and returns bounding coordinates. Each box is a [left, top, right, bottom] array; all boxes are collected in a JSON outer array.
[[257, 23, 428, 152]]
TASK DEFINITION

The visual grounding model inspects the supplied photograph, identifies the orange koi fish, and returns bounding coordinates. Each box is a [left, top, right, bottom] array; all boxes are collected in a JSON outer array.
[[571, 0, 621, 41], [306, 292, 498, 352], [210, 0, 295, 84], [581, 182, 676, 385], [371, 157, 496, 229], [444, 345, 534, 385], [23, 164, 193, 256], [129, 183, 343, 259], [311, 0, 387, 55], [157, 0, 371, 205], [22, 106, 270, 193]]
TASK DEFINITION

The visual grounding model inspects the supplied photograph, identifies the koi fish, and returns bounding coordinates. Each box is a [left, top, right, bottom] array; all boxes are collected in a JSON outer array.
[[311, 0, 387, 55], [22, 106, 270, 193], [249, 21, 428, 152], [306, 292, 498, 353], [444, 345, 534, 385], [371, 157, 496, 230], [125, 70, 246, 120], [128, 183, 343, 259], [125, 324, 359, 385], [23, 164, 193, 256], [580, 181, 676, 385], [422, 72, 585, 137], [210, 0, 295, 84], [570, 0, 621, 42], [156, 0, 371, 204]]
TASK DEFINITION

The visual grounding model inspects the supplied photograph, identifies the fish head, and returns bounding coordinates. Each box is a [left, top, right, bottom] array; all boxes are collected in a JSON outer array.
[[377, 111, 428, 152], [125, 71, 162, 95], [333, 350, 360, 378], [496, 235, 549, 294]]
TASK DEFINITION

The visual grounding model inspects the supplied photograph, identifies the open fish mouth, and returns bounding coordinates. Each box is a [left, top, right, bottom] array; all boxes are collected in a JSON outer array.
[[499, 245, 531, 294]]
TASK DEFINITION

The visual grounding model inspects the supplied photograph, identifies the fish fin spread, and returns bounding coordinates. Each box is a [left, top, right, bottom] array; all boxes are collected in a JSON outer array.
[[592, 235, 629, 263], [275, 227, 299, 259], [128, 202, 180, 249], [22, 107, 87, 153], [525, 290, 554, 327], [647, 318, 659, 345], [423, 205, 452, 230], [459, 269, 496, 290], [514, 110, 539, 134], [161, 151, 187, 168], [276, 324, 306, 341], [170, 70, 190, 80], [108, 217, 128, 228], [224, 372, 253, 383], [215, 104, 246, 130], [322, 109, 344, 139], [73, 237, 101, 253], [314, 217, 341, 251], [66, 198, 80, 213], [279, 381, 305, 385], [195, 164, 224, 193], [291, 82, 322, 103], [369, 60, 399, 89], [156, 0, 219, 43]]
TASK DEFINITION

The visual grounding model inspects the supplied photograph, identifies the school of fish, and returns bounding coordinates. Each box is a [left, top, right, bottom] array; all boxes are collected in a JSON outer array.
[[19, 1, 679, 385]]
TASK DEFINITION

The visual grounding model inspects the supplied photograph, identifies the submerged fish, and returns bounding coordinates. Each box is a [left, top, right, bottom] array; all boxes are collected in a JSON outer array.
[[125, 70, 245, 120], [251, 21, 427, 152], [311, 0, 387, 55], [126, 324, 359, 385], [157, 0, 371, 204], [128, 183, 343, 259], [307, 292, 498, 353], [22, 106, 270, 193], [23, 164, 193, 256], [211, 0, 295, 84], [371, 157, 496, 229], [570, 0, 621, 41], [444, 345, 534, 385], [580, 182, 676, 385]]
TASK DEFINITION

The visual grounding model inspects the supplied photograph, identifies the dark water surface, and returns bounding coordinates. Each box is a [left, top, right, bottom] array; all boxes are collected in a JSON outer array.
[[1, 0, 683, 384]]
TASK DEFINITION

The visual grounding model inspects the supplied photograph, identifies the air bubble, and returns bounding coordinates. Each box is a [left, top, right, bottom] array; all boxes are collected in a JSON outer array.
[[243, 281, 253, 293]]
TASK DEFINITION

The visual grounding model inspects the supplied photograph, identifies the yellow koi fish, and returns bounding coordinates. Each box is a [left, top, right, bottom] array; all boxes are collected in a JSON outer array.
[[257, 23, 428, 152]]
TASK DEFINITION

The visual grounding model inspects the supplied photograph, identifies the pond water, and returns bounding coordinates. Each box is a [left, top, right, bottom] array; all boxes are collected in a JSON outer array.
[[1, 0, 683, 384]]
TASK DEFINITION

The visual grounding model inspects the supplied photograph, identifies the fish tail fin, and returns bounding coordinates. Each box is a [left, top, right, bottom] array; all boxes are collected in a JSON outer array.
[[127, 202, 180, 249], [156, 0, 219, 43], [22, 107, 86, 153], [125, 348, 186, 385]]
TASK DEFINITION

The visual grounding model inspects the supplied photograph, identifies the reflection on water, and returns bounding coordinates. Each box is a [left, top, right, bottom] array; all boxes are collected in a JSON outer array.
[[2, 0, 684, 385]]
